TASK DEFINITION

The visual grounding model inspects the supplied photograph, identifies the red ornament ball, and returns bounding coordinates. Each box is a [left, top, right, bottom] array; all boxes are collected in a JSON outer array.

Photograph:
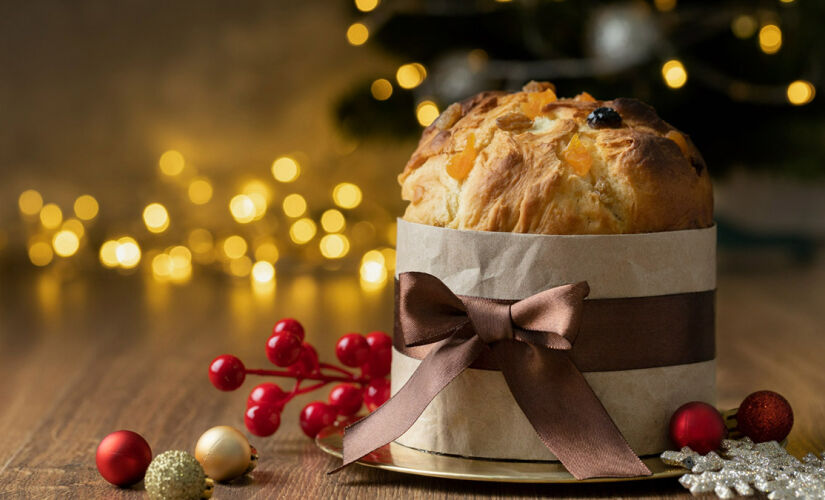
[[737, 390, 794, 443], [96, 430, 153, 487], [266, 332, 303, 367], [335, 333, 370, 368], [328, 383, 363, 417], [245, 404, 282, 437], [208, 354, 245, 391], [247, 382, 288, 411], [273, 318, 305, 341], [299, 402, 337, 438], [364, 378, 391, 412], [669, 401, 726, 454]]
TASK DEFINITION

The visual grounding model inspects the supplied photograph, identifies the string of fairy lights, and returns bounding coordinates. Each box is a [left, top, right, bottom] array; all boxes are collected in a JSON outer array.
[[15, 149, 397, 293]]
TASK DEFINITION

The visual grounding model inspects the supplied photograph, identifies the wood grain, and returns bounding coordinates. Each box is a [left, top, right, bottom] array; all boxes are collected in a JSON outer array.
[[0, 259, 823, 499]]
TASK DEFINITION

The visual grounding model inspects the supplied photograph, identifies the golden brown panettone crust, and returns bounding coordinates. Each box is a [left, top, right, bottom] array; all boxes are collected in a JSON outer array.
[[399, 83, 713, 234]]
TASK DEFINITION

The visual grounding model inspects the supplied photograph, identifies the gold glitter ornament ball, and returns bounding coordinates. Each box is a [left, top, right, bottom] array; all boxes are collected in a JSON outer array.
[[145, 450, 214, 500], [194, 425, 257, 482]]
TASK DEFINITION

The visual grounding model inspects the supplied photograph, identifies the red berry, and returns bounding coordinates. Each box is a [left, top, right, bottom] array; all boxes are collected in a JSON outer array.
[[335, 333, 370, 368], [364, 378, 391, 411], [669, 401, 726, 454], [245, 404, 281, 437], [266, 332, 302, 367], [273, 318, 305, 341], [328, 384, 363, 417], [362, 331, 392, 378], [299, 402, 337, 438], [289, 343, 319, 377], [208, 354, 245, 391], [248, 383, 288, 411]]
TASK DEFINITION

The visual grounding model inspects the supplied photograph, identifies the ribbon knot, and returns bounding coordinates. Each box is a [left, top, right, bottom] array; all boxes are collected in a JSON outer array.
[[333, 272, 651, 479]]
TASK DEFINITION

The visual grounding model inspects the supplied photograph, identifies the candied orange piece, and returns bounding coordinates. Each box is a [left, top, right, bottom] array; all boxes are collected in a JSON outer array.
[[521, 88, 557, 119], [562, 133, 592, 176], [666, 130, 690, 157], [575, 91, 596, 102], [446, 133, 477, 181]]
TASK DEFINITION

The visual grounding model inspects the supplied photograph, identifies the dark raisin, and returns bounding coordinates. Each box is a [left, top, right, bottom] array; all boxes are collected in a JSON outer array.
[[586, 107, 622, 129]]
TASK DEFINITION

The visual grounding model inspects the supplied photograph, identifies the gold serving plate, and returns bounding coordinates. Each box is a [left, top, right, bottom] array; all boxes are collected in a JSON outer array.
[[316, 425, 684, 483]]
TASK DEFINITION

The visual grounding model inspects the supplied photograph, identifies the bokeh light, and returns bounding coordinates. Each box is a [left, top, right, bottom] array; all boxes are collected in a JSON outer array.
[[360, 250, 388, 290], [271, 156, 300, 183], [73, 194, 99, 220], [188, 178, 213, 205], [346, 22, 369, 46], [254, 240, 280, 263], [332, 183, 362, 209], [52, 230, 79, 257], [355, 0, 379, 12], [62, 218, 85, 238], [242, 180, 269, 220], [115, 237, 141, 269], [19, 189, 43, 216], [143, 203, 170, 233], [230, 194, 256, 223], [416, 100, 440, 126], [321, 209, 346, 233], [654, 0, 676, 11], [229, 255, 252, 277], [396, 63, 426, 89], [223, 235, 248, 259], [99, 240, 120, 268], [251, 260, 275, 283], [289, 218, 317, 244], [189, 228, 214, 254], [662, 59, 688, 89], [40, 203, 63, 229], [759, 25, 782, 54], [319, 234, 350, 259], [731, 15, 757, 39], [787, 80, 815, 105], [159, 150, 185, 176], [29, 242, 53, 267], [370, 79, 393, 101], [282, 193, 307, 218]]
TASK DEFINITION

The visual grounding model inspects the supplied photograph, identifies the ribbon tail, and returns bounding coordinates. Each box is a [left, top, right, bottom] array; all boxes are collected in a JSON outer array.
[[493, 342, 652, 479], [330, 334, 486, 474]]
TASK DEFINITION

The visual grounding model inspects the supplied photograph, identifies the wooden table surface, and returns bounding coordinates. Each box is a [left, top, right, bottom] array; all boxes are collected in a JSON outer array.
[[1, 258, 824, 499]]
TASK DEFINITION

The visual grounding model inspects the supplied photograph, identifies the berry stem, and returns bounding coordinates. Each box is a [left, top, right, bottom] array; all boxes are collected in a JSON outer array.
[[319, 362, 355, 377], [244, 368, 369, 384]]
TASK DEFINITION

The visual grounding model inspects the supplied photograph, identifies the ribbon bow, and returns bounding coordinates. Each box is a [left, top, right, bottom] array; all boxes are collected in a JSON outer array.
[[336, 272, 651, 479]]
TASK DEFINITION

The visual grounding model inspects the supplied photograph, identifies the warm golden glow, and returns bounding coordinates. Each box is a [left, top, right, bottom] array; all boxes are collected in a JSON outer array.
[[40, 203, 63, 229], [19, 189, 43, 216], [370, 79, 393, 101], [416, 100, 440, 127], [223, 235, 248, 259], [229, 255, 252, 277], [251, 260, 275, 283], [29, 242, 53, 267], [332, 183, 362, 209], [62, 218, 85, 238], [321, 209, 346, 233], [282, 193, 307, 218], [380, 247, 397, 271], [52, 230, 79, 257], [362, 249, 385, 266], [143, 203, 170, 233], [662, 59, 688, 89], [289, 218, 317, 244], [346, 22, 369, 46], [654, 0, 676, 11], [360, 255, 388, 291], [115, 237, 141, 269], [229, 194, 256, 223], [168, 245, 192, 282], [254, 240, 279, 263], [152, 253, 173, 278], [188, 178, 213, 205], [159, 150, 185, 176], [271, 156, 300, 183], [355, 0, 379, 12], [247, 193, 267, 220], [731, 15, 757, 39], [467, 49, 488, 71], [188, 228, 214, 254], [396, 63, 426, 89], [759, 24, 782, 54], [72, 194, 99, 220], [787, 80, 815, 105], [99, 240, 120, 268], [319, 234, 350, 259]]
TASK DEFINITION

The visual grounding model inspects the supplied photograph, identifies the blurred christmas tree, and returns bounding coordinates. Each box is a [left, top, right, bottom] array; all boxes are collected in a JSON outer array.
[[337, 0, 824, 178]]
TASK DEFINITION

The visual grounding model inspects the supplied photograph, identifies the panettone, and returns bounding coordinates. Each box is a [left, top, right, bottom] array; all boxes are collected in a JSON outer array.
[[399, 82, 713, 234]]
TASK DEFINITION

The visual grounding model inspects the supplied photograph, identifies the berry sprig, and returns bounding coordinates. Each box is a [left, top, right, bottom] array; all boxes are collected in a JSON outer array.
[[208, 318, 392, 439]]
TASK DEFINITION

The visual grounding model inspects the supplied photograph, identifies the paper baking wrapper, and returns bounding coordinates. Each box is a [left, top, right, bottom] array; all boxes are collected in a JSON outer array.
[[392, 219, 717, 460]]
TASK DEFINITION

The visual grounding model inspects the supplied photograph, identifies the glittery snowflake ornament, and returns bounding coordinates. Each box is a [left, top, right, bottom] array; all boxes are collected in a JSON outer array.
[[661, 437, 825, 499]]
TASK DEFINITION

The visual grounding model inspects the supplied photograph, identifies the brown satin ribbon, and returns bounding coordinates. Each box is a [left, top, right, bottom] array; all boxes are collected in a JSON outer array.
[[335, 271, 716, 479]]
